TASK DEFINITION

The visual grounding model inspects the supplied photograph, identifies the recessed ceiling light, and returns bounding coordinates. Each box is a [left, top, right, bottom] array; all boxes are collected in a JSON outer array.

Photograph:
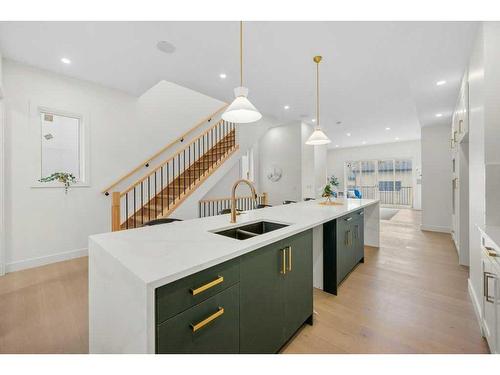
[[362, 141, 367, 145], [436, 113, 443, 117], [436, 80, 446, 86], [284, 105, 290, 110], [385, 127, 391, 130], [156, 40, 176, 54], [61, 57, 71, 64], [346, 132, 351, 137], [335, 145, 339, 148], [311, 118, 316, 123], [395, 137, 400, 140], [219, 73, 227, 79]]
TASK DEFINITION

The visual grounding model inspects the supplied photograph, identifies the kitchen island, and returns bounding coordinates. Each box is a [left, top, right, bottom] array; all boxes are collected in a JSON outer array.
[[89, 198, 379, 353]]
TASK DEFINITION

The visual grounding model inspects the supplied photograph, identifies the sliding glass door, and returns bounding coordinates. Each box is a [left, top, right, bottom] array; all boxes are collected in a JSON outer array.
[[344, 159, 413, 207]]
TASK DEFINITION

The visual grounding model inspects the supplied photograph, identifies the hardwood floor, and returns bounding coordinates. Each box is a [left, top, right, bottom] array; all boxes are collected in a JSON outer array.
[[283, 209, 489, 353], [0, 209, 489, 353]]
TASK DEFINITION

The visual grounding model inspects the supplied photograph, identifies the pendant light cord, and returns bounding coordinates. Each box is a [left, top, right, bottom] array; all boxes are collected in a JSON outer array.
[[240, 21, 243, 87], [316, 60, 320, 127]]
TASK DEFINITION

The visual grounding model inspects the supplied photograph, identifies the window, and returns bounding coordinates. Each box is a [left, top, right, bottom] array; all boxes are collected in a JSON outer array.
[[344, 158, 413, 207], [240, 147, 255, 181], [37, 108, 88, 186]]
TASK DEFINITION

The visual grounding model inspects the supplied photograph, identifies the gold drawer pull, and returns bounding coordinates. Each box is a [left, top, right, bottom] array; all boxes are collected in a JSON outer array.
[[191, 307, 224, 332], [281, 248, 287, 275], [190, 276, 224, 296], [287, 246, 292, 272]]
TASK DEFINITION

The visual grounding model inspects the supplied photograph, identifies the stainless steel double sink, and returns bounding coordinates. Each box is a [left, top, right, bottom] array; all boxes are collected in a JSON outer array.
[[213, 221, 289, 240]]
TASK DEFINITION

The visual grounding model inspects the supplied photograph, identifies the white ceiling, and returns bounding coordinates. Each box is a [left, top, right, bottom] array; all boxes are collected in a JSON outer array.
[[0, 21, 478, 148]]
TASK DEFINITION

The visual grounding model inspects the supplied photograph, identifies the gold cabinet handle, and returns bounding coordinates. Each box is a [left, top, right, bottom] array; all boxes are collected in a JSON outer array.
[[287, 246, 292, 272], [191, 307, 224, 332], [484, 246, 498, 257], [281, 248, 287, 275], [484, 272, 495, 304], [190, 276, 224, 296], [345, 230, 352, 246]]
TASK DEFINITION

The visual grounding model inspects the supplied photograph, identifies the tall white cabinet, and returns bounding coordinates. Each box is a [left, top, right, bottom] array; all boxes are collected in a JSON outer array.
[[479, 228, 500, 354], [451, 73, 470, 266]]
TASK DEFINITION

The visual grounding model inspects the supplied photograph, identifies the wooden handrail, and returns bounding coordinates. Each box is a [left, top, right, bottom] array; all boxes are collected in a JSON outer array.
[[101, 103, 228, 194], [119, 119, 232, 197]]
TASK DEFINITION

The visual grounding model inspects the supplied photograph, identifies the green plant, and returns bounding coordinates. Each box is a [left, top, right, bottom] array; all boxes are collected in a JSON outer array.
[[322, 183, 334, 201], [39, 172, 77, 194], [329, 175, 340, 188], [322, 175, 340, 201]]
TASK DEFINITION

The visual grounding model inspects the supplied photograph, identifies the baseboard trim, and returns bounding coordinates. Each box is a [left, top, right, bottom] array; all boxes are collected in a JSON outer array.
[[420, 224, 451, 233], [468, 278, 484, 335], [5, 248, 88, 273]]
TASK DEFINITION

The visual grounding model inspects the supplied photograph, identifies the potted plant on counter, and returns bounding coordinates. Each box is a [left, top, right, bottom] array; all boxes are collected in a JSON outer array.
[[320, 174, 343, 205]]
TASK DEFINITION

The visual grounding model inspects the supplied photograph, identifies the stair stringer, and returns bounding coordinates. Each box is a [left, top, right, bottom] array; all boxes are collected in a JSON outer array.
[[169, 116, 275, 219]]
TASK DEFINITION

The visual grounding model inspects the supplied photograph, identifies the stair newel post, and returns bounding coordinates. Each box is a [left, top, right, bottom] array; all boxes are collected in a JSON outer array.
[[111, 192, 121, 232]]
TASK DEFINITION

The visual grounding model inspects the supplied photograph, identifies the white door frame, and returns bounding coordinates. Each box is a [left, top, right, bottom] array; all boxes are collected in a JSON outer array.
[[0, 100, 5, 276]]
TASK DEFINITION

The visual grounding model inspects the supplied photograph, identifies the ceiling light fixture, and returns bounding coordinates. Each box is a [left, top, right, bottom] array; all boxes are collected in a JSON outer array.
[[61, 57, 71, 64], [222, 21, 262, 124], [436, 113, 443, 117], [436, 80, 446, 86], [306, 56, 331, 146], [385, 127, 391, 130], [219, 73, 227, 79], [346, 132, 351, 137], [284, 105, 290, 110], [335, 145, 339, 148], [395, 137, 400, 140], [362, 141, 367, 145]]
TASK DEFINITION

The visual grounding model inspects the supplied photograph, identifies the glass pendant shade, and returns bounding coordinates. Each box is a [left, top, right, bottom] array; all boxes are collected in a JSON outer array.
[[222, 86, 262, 124], [306, 127, 331, 145]]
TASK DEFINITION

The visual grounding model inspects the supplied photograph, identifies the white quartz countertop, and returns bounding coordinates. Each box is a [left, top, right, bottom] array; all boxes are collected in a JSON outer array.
[[89, 198, 379, 288]]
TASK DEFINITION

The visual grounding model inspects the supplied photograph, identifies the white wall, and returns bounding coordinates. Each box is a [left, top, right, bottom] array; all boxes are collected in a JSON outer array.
[[421, 124, 452, 232], [327, 140, 422, 208], [301, 123, 315, 199], [2, 59, 227, 271], [0, 53, 4, 275], [467, 23, 487, 321], [259, 122, 302, 206]]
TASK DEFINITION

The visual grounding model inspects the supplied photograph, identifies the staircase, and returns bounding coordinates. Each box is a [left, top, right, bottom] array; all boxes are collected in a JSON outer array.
[[105, 115, 238, 231]]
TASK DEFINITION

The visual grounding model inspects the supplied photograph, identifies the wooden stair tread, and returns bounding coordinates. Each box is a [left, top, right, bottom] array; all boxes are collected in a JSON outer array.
[[120, 142, 237, 230]]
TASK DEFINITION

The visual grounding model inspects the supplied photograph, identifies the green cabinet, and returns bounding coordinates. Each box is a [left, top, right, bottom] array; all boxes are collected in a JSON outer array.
[[324, 209, 364, 295], [155, 229, 313, 354], [283, 231, 313, 340], [240, 229, 313, 353], [239, 242, 286, 353], [156, 284, 240, 354]]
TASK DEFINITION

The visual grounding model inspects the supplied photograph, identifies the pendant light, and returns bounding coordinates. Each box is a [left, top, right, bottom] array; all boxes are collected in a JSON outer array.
[[222, 21, 262, 124], [306, 55, 331, 145]]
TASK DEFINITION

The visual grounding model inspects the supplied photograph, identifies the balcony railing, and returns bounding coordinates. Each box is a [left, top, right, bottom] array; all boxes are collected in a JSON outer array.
[[353, 185, 413, 207]]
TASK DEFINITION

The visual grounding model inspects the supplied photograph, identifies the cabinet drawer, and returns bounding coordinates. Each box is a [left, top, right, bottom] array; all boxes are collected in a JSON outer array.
[[156, 284, 240, 354], [156, 259, 240, 323]]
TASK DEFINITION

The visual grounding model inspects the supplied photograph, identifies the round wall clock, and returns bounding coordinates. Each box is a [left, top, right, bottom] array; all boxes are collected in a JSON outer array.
[[267, 165, 283, 182]]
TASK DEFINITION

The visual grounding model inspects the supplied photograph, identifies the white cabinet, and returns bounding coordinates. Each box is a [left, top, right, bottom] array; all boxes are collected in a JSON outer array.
[[451, 72, 470, 265], [480, 233, 500, 354]]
